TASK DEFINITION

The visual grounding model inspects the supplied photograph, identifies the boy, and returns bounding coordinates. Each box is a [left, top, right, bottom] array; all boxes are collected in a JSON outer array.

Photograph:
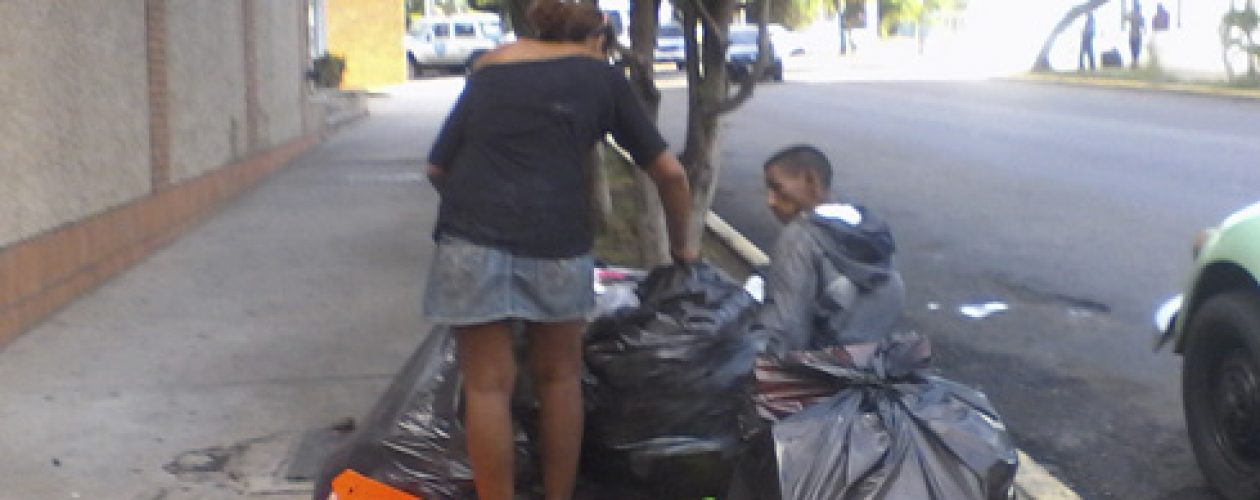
[[757, 145, 905, 353]]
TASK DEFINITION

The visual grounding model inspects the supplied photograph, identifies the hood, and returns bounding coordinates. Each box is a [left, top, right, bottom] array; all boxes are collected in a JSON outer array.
[[804, 203, 897, 289]]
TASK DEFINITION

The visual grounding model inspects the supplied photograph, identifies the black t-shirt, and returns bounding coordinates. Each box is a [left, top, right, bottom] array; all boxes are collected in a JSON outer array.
[[428, 56, 668, 258]]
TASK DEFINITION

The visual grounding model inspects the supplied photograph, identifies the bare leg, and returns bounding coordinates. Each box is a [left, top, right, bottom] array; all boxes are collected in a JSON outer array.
[[526, 320, 586, 500], [456, 322, 517, 500]]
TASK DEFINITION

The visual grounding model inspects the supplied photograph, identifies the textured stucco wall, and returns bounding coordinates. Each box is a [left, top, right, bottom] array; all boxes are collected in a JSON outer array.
[[326, 0, 407, 90], [168, 0, 249, 182], [253, 0, 308, 150], [0, 0, 151, 248]]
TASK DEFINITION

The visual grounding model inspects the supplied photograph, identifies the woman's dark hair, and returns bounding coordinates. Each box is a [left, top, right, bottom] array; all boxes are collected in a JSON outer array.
[[528, 1, 607, 42]]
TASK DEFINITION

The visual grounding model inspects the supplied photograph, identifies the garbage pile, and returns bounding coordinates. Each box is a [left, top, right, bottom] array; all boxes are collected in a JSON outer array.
[[732, 331, 1019, 499], [315, 262, 1018, 499], [580, 263, 763, 498]]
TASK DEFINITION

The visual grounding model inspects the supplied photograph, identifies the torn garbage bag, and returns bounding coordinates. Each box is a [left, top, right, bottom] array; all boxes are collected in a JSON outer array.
[[582, 262, 764, 498], [730, 331, 1019, 500], [313, 327, 538, 500]]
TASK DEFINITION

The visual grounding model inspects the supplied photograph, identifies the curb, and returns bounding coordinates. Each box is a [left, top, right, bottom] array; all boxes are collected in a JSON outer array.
[[703, 212, 1080, 500], [1013, 72, 1260, 101]]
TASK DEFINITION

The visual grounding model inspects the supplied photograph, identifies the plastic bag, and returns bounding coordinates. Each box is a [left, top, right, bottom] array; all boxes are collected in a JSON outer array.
[[314, 328, 541, 500], [729, 331, 1018, 500], [314, 265, 645, 500], [581, 262, 764, 498], [313, 328, 474, 500]]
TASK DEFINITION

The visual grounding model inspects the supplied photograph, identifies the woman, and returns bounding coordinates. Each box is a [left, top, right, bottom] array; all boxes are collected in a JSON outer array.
[[423, 2, 697, 499]]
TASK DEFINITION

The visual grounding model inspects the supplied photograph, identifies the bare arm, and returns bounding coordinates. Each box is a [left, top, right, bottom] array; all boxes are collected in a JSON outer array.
[[644, 151, 699, 262]]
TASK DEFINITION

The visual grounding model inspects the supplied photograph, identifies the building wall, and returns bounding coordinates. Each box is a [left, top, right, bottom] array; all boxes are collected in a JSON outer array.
[[253, 0, 309, 149], [325, 0, 407, 90], [0, 0, 152, 247], [168, 0, 250, 182], [0, 0, 332, 347]]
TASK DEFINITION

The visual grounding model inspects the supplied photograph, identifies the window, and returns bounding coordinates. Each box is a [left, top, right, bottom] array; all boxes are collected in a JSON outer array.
[[432, 23, 451, 38], [453, 23, 477, 37], [481, 21, 503, 39]]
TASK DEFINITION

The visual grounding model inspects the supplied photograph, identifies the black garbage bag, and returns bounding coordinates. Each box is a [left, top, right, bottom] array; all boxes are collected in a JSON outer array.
[[313, 328, 473, 499], [313, 327, 541, 500], [729, 331, 1019, 500], [582, 262, 764, 498]]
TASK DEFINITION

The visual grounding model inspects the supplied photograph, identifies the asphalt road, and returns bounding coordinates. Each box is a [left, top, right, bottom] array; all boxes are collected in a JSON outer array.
[[653, 77, 1260, 498]]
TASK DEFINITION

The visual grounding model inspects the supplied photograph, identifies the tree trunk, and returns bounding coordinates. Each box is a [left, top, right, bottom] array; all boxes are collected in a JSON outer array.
[[503, 0, 534, 38], [680, 0, 731, 252], [678, 0, 768, 252], [624, 0, 672, 266], [1033, 0, 1111, 72]]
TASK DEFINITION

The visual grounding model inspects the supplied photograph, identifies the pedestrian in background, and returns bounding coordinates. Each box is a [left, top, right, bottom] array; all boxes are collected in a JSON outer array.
[[1080, 11, 1097, 71], [1153, 2, 1171, 31], [1127, 2, 1146, 69], [423, 2, 697, 499]]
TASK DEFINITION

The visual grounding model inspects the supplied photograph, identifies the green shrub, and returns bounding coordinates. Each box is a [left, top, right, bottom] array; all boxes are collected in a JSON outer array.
[[312, 53, 346, 88]]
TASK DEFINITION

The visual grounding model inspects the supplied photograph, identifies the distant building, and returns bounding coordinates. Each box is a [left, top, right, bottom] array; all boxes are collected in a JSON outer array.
[[316, 0, 408, 89]]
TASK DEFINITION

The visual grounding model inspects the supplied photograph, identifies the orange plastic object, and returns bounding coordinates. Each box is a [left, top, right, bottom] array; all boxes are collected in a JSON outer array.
[[331, 469, 421, 500]]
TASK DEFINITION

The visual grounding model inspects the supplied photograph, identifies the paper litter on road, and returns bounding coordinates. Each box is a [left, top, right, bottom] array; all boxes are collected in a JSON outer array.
[[744, 275, 765, 303], [959, 302, 1009, 319]]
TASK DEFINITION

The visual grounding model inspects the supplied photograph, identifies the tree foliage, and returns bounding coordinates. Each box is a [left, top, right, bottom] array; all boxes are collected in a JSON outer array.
[[877, 0, 962, 35], [1221, 0, 1260, 79], [750, 0, 834, 30]]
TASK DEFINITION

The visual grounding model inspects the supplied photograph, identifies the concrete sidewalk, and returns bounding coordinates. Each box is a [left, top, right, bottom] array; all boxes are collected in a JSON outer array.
[[0, 82, 465, 499], [1017, 71, 1260, 101]]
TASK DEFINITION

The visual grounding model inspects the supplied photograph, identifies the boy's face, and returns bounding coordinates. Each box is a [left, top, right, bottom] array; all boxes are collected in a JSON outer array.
[[765, 163, 824, 223]]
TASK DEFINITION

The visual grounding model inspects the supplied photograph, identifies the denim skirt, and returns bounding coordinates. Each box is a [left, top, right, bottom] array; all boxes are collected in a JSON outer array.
[[423, 235, 595, 326]]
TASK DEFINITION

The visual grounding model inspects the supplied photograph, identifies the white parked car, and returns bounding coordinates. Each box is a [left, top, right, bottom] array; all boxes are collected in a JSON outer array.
[[405, 13, 507, 75], [655, 24, 686, 70]]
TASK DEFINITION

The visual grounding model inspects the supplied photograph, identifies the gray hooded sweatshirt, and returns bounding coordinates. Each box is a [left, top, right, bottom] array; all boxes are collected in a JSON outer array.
[[757, 203, 905, 353]]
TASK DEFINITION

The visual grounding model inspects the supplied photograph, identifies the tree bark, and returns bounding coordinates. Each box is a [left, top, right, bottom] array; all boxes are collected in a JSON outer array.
[[623, 0, 673, 266], [676, 0, 771, 252], [1033, 0, 1111, 72]]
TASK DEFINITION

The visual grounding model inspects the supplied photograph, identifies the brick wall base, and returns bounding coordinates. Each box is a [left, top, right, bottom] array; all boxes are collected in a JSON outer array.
[[0, 134, 321, 347]]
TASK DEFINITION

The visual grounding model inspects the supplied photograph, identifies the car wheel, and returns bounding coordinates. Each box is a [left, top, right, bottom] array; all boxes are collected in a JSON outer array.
[[1183, 291, 1260, 500]]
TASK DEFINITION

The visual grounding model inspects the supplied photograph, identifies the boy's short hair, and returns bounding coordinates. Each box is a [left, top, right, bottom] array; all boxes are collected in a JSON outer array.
[[763, 144, 833, 189]]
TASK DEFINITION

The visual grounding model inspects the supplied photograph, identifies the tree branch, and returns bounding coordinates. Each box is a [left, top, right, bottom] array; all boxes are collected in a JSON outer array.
[[681, 5, 703, 84], [711, 3, 771, 117], [610, 39, 662, 104], [1032, 0, 1111, 71], [688, 0, 727, 47]]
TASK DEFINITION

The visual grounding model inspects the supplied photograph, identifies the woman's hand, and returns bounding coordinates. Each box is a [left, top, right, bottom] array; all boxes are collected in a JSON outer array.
[[426, 164, 447, 191], [671, 247, 700, 264]]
